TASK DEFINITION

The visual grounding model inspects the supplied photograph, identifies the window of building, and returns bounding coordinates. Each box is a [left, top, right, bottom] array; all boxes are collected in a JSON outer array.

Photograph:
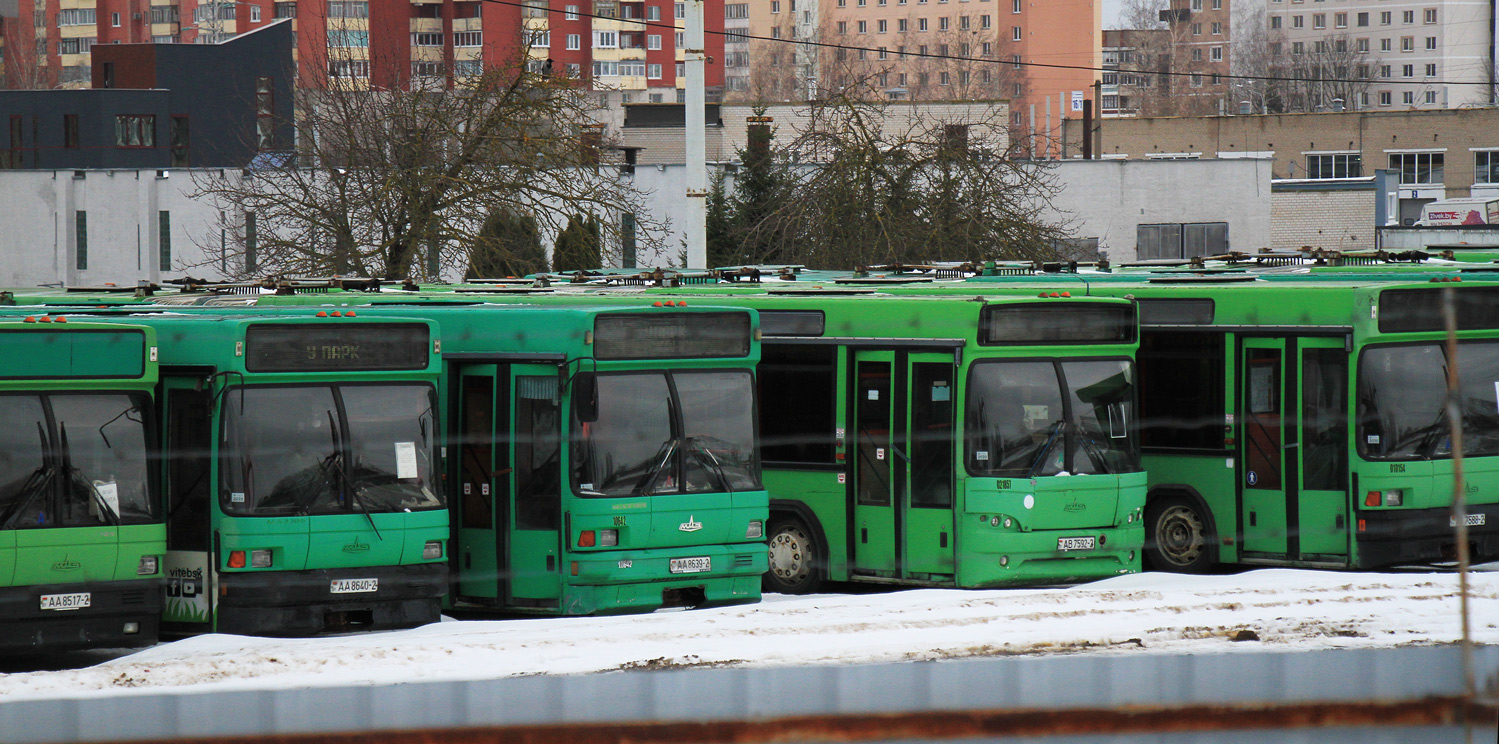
[[1380, 38, 1391, 51], [675, 31, 684, 45], [878, 19, 888, 31], [980, 13, 991, 27], [1380, 64, 1391, 77], [115, 115, 155, 147], [327, 1, 369, 17], [255, 77, 274, 150], [330, 59, 370, 78], [647, 34, 661, 48], [57, 8, 96, 25], [1380, 11, 1390, 24], [1306, 152, 1361, 178], [1388, 151, 1444, 184], [675, 2, 685, 18], [1313, 13, 1324, 27], [959, 14, 969, 28], [939, 16, 949, 29], [1356, 11, 1367, 25], [410, 32, 443, 47], [770, 0, 779, 11], [1211, 21, 1221, 33], [1356, 38, 1369, 52], [1292, 14, 1303, 27], [1191, 48, 1203, 61], [1271, 16, 1281, 28], [1191, 22, 1201, 34], [1402, 64, 1413, 77], [249, 5, 260, 22], [1210, 46, 1222, 61], [530, 30, 549, 47], [593, 30, 617, 47], [158, 211, 172, 270], [111, 12, 120, 26], [1190, 73, 1202, 86], [1334, 12, 1345, 27], [879, 46, 887, 58], [1402, 91, 1414, 104], [1426, 63, 1437, 76], [837, 20, 847, 33], [75, 211, 87, 270], [1423, 8, 1436, 23], [857, 20, 867, 32], [1401, 9, 1414, 22], [1400, 36, 1413, 51], [1292, 41, 1304, 55], [1012, 25, 1021, 40], [1424, 91, 1437, 104], [1425, 36, 1436, 50], [566, 33, 581, 49], [1475, 151, 1499, 184], [919, 17, 928, 30], [273, 2, 296, 18], [329, 29, 370, 46]]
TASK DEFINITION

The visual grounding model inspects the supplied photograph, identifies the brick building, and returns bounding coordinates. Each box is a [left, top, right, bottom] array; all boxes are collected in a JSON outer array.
[[1, 0, 723, 99], [1068, 106, 1499, 224]]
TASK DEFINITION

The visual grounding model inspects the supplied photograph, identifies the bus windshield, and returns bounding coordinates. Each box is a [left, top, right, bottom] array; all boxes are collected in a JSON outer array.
[[965, 359, 1140, 477], [571, 370, 760, 496], [0, 393, 155, 529], [219, 384, 443, 515], [1357, 341, 1499, 459]]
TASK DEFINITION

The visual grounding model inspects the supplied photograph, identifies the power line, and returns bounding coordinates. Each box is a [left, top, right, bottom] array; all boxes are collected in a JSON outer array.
[[476, 0, 1490, 88]]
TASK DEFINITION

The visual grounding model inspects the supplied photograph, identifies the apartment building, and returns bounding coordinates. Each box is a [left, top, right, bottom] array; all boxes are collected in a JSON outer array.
[[1267, 0, 1492, 109], [2, 0, 723, 98], [726, 0, 1098, 136]]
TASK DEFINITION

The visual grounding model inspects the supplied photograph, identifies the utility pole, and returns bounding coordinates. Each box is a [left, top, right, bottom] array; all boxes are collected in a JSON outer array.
[[683, 0, 708, 268]]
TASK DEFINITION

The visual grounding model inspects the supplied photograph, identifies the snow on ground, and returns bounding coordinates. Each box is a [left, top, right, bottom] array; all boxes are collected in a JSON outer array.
[[3, 568, 1498, 703]]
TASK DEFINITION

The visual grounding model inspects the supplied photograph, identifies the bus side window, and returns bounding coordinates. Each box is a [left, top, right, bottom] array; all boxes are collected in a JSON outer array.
[[166, 388, 212, 551], [515, 377, 560, 531]]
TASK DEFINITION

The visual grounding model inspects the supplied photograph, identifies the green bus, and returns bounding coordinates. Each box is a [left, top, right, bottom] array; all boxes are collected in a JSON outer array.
[[0, 317, 164, 654], [8, 300, 769, 617], [891, 277, 1499, 571], [493, 291, 1146, 593], [85, 311, 450, 635]]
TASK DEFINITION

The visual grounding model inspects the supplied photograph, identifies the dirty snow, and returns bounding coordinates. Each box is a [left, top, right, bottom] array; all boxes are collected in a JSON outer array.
[[4, 568, 1498, 702]]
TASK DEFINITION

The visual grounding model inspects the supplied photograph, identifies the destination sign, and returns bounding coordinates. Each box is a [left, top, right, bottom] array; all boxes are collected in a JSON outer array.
[[244, 323, 431, 372]]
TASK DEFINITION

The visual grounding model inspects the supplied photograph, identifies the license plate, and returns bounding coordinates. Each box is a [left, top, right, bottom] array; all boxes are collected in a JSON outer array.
[[669, 556, 711, 574], [1057, 536, 1096, 552], [40, 592, 91, 611], [330, 578, 378, 594], [1451, 514, 1487, 527]]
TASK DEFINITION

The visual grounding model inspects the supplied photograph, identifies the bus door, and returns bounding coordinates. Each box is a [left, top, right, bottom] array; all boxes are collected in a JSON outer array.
[[505, 367, 562, 605], [1296, 339, 1349, 560], [1240, 339, 1291, 556], [455, 366, 505, 601], [850, 351, 897, 574], [455, 364, 562, 606], [903, 354, 956, 579], [160, 377, 216, 628]]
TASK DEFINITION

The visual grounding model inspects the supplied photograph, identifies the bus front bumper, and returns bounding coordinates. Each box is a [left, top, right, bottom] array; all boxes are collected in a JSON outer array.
[[215, 563, 447, 637], [0, 578, 162, 655], [562, 544, 766, 615], [1354, 503, 1499, 568]]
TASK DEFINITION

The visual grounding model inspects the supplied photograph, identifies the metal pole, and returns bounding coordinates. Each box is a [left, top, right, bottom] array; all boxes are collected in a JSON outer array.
[[683, 0, 708, 268], [1439, 285, 1476, 710]]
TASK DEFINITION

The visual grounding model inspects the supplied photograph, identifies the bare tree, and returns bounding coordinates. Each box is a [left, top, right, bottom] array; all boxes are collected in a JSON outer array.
[[722, 78, 1069, 267], [191, 38, 666, 280]]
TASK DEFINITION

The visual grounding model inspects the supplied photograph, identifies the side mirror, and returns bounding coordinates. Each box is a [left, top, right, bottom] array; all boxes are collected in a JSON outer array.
[[573, 372, 598, 423]]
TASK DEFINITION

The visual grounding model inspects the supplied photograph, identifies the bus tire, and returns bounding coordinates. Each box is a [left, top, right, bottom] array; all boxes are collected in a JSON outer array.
[[1145, 494, 1215, 573], [765, 515, 823, 594]]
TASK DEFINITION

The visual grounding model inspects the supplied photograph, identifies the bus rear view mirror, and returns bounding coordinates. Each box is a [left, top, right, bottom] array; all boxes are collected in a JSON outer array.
[[573, 372, 599, 423]]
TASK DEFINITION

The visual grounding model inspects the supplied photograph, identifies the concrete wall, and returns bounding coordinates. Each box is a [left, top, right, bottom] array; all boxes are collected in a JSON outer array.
[[0, 157, 1271, 285], [1042, 158, 1273, 261]]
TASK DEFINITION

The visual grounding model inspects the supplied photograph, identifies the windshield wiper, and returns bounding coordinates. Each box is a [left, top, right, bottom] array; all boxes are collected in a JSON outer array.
[[60, 423, 118, 526], [0, 424, 55, 529], [632, 438, 681, 497], [686, 436, 734, 494], [1027, 420, 1066, 478], [321, 410, 382, 540], [1073, 424, 1115, 475]]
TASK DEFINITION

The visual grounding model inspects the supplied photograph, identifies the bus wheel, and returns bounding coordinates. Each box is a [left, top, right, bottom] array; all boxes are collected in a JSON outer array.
[[765, 516, 822, 594], [1145, 495, 1214, 573]]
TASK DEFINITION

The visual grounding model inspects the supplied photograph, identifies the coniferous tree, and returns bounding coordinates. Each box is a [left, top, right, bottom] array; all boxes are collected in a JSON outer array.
[[467, 208, 547, 279]]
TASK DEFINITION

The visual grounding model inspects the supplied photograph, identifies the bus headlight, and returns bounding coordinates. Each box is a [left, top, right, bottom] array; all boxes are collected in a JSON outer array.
[[423, 541, 443, 560], [598, 529, 619, 547], [137, 555, 159, 575], [1383, 490, 1404, 507], [250, 549, 273, 568], [746, 521, 763, 539]]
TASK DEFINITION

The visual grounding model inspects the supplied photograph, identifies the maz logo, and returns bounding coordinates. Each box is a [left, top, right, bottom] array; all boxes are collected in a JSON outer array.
[[679, 516, 703, 532], [343, 541, 371, 553], [52, 557, 82, 572]]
